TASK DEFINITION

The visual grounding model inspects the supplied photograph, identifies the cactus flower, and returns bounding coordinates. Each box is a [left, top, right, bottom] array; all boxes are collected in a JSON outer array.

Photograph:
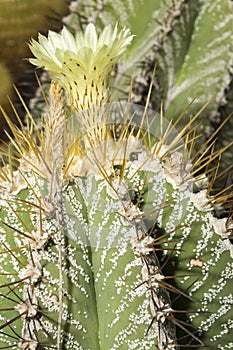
[[29, 23, 134, 110]]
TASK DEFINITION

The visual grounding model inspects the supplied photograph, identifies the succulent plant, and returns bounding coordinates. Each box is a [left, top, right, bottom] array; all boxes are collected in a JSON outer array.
[[0, 3, 232, 350]]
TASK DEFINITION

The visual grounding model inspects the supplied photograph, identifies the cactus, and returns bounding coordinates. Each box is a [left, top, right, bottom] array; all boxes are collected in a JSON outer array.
[[0, 20, 232, 350]]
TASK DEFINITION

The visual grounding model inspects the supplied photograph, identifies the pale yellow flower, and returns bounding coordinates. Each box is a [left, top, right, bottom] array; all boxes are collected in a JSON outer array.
[[29, 23, 134, 110]]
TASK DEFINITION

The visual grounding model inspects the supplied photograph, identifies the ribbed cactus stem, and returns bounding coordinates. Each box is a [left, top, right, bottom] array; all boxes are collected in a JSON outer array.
[[131, 218, 177, 349]]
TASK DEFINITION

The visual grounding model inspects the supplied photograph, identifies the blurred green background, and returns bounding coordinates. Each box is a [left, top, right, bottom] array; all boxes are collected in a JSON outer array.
[[0, 0, 69, 137]]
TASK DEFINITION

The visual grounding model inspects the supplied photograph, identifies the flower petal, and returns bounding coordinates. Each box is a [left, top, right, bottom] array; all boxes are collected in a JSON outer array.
[[84, 23, 97, 51], [61, 26, 77, 52]]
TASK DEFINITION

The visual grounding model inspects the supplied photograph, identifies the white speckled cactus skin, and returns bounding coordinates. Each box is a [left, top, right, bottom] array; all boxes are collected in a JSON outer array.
[[0, 19, 232, 350]]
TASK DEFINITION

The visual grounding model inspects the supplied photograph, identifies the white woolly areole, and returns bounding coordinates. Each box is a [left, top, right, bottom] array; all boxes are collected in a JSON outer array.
[[210, 216, 233, 258], [18, 262, 41, 283], [124, 205, 143, 222], [15, 300, 38, 318], [190, 190, 213, 212], [18, 340, 38, 350], [30, 229, 51, 249], [155, 144, 193, 189], [131, 235, 155, 255], [222, 239, 233, 259], [211, 216, 228, 235], [194, 174, 209, 189], [0, 167, 27, 195]]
